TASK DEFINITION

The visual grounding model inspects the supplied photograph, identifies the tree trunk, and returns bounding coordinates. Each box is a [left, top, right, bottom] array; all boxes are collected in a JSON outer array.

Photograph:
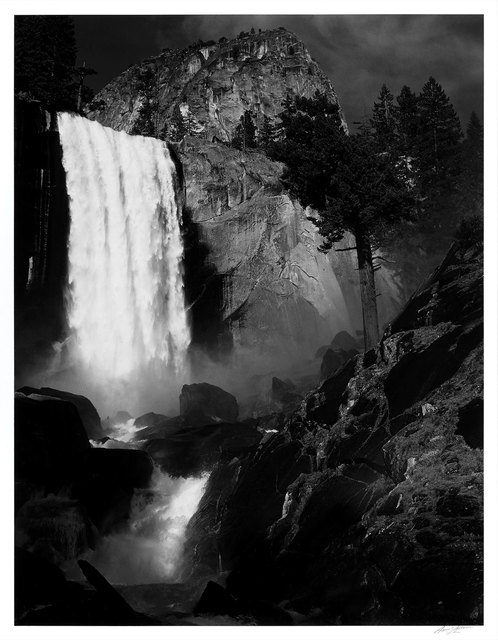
[[355, 228, 380, 351]]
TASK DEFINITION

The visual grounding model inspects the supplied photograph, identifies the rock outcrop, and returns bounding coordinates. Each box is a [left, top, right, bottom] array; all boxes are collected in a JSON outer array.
[[87, 28, 345, 143], [185, 239, 483, 625], [180, 382, 239, 423], [17, 386, 103, 439]]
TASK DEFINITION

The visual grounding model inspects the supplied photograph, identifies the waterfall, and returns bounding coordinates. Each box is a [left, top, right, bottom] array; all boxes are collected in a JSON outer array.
[[56, 113, 189, 411], [76, 466, 209, 585]]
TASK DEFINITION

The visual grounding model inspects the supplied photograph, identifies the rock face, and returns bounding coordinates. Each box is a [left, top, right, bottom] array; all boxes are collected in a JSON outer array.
[[180, 382, 239, 422], [15, 391, 91, 493], [17, 386, 103, 439], [87, 29, 408, 369], [184, 240, 483, 625], [87, 28, 346, 142], [180, 137, 404, 367]]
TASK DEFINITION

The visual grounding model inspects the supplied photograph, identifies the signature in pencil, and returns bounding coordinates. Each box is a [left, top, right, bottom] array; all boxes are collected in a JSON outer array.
[[434, 626, 474, 635]]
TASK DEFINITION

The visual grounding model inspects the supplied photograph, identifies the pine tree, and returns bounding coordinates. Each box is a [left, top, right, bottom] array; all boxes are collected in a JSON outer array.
[[271, 93, 413, 350], [396, 85, 419, 156], [258, 114, 277, 150], [415, 77, 463, 226], [15, 16, 78, 110], [74, 62, 97, 112], [131, 66, 161, 138], [232, 111, 257, 150], [370, 84, 397, 151], [458, 112, 483, 217]]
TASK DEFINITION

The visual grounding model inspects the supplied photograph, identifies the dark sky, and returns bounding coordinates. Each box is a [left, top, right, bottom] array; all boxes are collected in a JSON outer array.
[[72, 14, 483, 129]]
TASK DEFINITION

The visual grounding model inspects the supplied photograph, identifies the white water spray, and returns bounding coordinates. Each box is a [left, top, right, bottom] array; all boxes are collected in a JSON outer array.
[[81, 466, 208, 584], [57, 113, 189, 406]]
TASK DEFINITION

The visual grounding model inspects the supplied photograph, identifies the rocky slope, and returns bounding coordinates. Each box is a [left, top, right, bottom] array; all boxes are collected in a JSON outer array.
[[87, 27, 346, 142], [14, 238, 483, 625], [184, 238, 483, 625]]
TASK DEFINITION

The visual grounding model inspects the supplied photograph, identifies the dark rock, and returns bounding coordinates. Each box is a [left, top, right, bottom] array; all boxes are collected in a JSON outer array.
[[304, 356, 357, 425], [17, 386, 103, 439], [456, 398, 483, 448], [15, 547, 67, 616], [219, 432, 312, 571], [362, 348, 377, 368], [390, 242, 483, 334], [184, 460, 242, 577], [78, 559, 141, 620], [142, 421, 261, 477], [383, 326, 461, 418], [193, 580, 239, 616], [271, 377, 302, 410], [15, 392, 90, 493], [415, 530, 444, 548], [366, 529, 415, 586], [71, 448, 154, 532], [15, 495, 96, 564], [331, 330, 359, 351], [320, 348, 352, 379], [391, 550, 483, 624], [134, 412, 169, 429], [436, 493, 480, 518], [180, 382, 239, 423]]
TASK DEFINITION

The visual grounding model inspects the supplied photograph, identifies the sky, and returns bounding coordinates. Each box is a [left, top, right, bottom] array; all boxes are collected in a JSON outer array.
[[72, 14, 484, 130]]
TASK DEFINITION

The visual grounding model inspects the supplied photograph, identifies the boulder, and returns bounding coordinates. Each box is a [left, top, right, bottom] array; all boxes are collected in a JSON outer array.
[[271, 377, 302, 411], [193, 581, 239, 617], [330, 330, 359, 351], [320, 347, 357, 380], [15, 547, 67, 617], [180, 382, 239, 423], [15, 495, 96, 564], [15, 392, 90, 493], [17, 386, 103, 439], [134, 412, 169, 429], [71, 448, 154, 533], [142, 421, 261, 477]]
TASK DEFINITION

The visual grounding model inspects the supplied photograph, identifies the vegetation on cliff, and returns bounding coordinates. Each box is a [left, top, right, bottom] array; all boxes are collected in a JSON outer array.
[[15, 16, 95, 112]]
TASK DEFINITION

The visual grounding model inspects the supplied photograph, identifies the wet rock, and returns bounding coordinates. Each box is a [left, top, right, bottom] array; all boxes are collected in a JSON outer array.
[[71, 448, 154, 533], [15, 392, 90, 493], [134, 412, 169, 429], [219, 432, 312, 570], [15, 495, 96, 564], [180, 382, 239, 423], [194, 580, 239, 617], [142, 421, 261, 477], [17, 386, 103, 439]]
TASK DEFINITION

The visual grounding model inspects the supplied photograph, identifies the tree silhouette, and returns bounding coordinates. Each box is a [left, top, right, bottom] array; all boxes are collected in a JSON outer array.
[[15, 16, 78, 110], [271, 92, 413, 350]]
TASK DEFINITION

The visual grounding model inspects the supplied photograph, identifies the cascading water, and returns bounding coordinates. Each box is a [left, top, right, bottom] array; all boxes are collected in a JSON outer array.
[[56, 113, 190, 413], [55, 114, 204, 586], [78, 465, 209, 585]]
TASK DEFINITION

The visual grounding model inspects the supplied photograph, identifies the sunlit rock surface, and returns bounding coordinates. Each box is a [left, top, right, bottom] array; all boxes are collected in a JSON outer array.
[[87, 28, 346, 141]]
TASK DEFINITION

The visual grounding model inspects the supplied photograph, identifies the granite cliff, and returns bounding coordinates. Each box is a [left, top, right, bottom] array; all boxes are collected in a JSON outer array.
[[87, 27, 346, 142], [88, 28, 411, 372]]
